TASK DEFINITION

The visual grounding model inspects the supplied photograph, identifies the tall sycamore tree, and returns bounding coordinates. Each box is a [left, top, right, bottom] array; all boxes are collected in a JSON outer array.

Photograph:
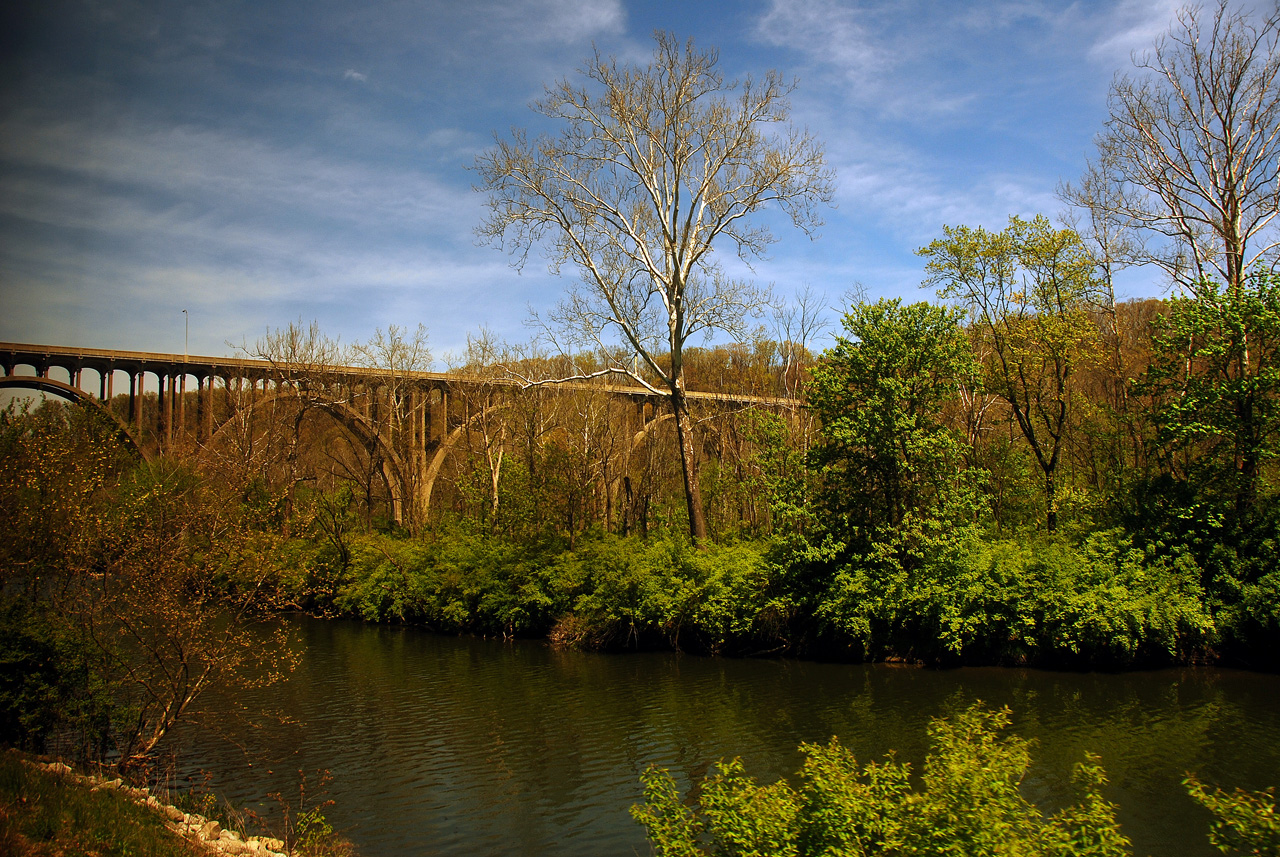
[[475, 32, 833, 543], [1063, 0, 1280, 296]]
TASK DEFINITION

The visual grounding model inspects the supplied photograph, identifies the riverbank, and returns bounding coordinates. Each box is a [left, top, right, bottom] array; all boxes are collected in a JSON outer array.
[[0, 749, 338, 857], [262, 526, 1278, 671]]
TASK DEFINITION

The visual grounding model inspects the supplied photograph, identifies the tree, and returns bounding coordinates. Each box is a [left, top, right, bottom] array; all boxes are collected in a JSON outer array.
[[86, 459, 293, 771], [238, 319, 350, 528], [1146, 270, 1280, 519], [0, 402, 291, 772], [807, 299, 979, 554], [920, 216, 1101, 532], [773, 285, 831, 403], [349, 323, 433, 452], [475, 32, 834, 543], [1064, 0, 1280, 295]]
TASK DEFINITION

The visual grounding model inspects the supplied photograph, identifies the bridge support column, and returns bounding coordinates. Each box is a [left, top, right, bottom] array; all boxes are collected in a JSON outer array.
[[177, 373, 186, 442], [156, 373, 166, 443], [132, 371, 144, 437], [195, 376, 206, 442], [412, 389, 427, 524], [429, 386, 448, 443], [166, 374, 177, 445]]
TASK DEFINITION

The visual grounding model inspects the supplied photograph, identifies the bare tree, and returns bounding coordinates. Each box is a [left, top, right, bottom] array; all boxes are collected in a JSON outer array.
[[349, 323, 433, 446], [772, 284, 831, 402], [1066, 0, 1280, 294], [456, 329, 511, 525], [475, 32, 833, 543]]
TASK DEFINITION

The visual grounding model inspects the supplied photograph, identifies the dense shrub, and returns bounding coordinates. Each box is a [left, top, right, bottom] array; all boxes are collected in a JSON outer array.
[[283, 529, 782, 653], [0, 599, 115, 759], [815, 528, 1214, 666], [632, 705, 1133, 857]]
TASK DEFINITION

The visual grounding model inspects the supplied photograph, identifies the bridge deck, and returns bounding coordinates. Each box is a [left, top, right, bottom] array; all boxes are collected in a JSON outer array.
[[0, 341, 794, 407]]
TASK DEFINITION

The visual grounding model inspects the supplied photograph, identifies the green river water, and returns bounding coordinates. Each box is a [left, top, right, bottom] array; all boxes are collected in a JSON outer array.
[[165, 616, 1280, 856]]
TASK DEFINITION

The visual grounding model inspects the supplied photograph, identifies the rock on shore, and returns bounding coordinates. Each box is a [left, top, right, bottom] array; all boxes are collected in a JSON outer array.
[[23, 757, 290, 856]]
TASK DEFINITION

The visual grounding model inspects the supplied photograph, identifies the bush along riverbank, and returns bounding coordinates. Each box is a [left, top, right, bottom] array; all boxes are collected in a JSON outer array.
[[260, 522, 1274, 670]]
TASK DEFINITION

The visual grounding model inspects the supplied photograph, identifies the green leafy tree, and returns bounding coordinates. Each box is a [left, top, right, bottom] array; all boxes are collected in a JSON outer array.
[[1186, 775, 1280, 857], [1146, 271, 1280, 520], [921, 215, 1102, 532], [808, 298, 981, 551]]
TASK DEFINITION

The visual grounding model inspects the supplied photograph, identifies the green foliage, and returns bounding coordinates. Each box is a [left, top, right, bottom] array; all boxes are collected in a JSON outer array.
[[808, 298, 983, 557], [741, 410, 812, 528], [632, 705, 1132, 857], [816, 528, 1214, 665], [1145, 271, 1280, 519], [0, 598, 115, 758], [297, 808, 336, 852], [288, 528, 783, 652], [1186, 775, 1280, 856], [920, 215, 1102, 532]]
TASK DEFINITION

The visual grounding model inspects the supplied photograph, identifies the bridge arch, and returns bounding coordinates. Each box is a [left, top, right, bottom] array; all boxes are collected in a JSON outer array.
[[0, 376, 149, 460], [205, 389, 413, 525]]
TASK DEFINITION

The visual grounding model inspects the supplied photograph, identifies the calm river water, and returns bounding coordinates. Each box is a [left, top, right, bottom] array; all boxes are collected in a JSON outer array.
[[166, 616, 1280, 857]]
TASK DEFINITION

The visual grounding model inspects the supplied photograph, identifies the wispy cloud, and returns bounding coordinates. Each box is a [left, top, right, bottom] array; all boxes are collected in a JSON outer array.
[[1085, 0, 1183, 64], [756, 0, 889, 81], [0, 107, 526, 352], [343, 69, 367, 82]]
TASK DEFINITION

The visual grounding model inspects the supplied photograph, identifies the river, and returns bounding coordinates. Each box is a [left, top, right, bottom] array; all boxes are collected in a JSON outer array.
[[165, 616, 1280, 857]]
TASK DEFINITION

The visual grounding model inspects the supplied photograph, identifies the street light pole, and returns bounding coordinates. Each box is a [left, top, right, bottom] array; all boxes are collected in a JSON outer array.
[[183, 309, 188, 361]]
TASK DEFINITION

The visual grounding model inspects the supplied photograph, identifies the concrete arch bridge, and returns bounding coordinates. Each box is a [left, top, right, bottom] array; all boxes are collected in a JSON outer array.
[[1, 342, 790, 527]]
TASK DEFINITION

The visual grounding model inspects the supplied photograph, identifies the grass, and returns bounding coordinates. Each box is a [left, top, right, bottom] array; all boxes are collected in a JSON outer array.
[[0, 750, 204, 857]]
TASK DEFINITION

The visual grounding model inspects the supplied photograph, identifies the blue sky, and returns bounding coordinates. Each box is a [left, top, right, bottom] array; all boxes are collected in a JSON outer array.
[[0, 0, 1192, 363]]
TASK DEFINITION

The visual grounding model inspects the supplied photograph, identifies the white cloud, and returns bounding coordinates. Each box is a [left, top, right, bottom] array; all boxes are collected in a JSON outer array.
[[750, 0, 998, 120], [0, 113, 477, 238], [0, 109, 535, 352], [1085, 0, 1183, 64], [756, 0, 889, 79], [480, 0, 626, 45], [343, 69, 368, 82]]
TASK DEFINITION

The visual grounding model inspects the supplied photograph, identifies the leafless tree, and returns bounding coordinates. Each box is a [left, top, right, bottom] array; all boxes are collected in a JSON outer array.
[[349, 323, 433, 446], [1064, 0, 1280, 294], [475, 32, 833, 543], [772, 284, 831, 402]]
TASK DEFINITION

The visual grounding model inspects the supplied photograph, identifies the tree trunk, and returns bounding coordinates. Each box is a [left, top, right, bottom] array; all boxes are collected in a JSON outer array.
[[670, 386, 708, 544], [1045, 469, 1057, 533]]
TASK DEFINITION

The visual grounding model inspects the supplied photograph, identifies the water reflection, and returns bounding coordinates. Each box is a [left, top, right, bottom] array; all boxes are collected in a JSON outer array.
[[165, 618, 1280, 857]]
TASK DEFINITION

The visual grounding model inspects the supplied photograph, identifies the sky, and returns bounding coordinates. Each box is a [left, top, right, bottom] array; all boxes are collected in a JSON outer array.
[[0, 0, 1197, 365]]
